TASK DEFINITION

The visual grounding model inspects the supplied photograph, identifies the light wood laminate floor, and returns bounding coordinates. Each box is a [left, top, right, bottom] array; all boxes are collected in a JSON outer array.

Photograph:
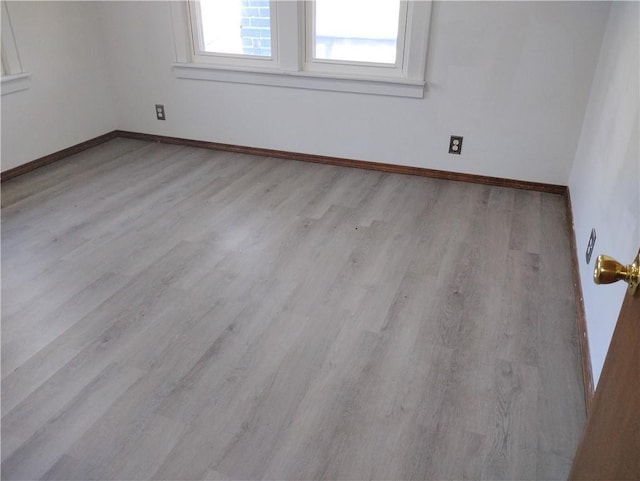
[[1, 139, 586, 480]]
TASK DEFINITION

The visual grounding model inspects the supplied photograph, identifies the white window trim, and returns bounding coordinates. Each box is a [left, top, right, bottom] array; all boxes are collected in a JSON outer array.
[[1, 1, 31, 96], [303, 1, 409, 78], [189, 0, 281, 69], [169, 0, 431, 98]]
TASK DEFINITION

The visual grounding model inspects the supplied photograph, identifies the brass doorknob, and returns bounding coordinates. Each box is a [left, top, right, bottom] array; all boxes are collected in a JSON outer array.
[[593, 251, 640, 295]]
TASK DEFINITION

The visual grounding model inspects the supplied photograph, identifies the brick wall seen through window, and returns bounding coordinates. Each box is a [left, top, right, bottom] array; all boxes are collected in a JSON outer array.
[[240, 0, 272, 56]]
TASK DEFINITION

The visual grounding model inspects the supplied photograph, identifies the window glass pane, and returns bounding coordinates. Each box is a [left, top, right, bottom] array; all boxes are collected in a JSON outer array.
[[198, 0, 272, 57], [313, 0, 400, 64]]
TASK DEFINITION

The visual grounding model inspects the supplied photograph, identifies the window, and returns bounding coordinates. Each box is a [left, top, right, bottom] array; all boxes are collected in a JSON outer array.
[[310, 0, 402, 64], [1, 1, 30, 96], [190, 0, 276, 66], [171, 0, 432, 98], [304, 0, 408, 78]]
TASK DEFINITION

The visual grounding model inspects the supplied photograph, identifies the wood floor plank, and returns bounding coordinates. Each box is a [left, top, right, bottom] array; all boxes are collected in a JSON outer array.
[[1, 271, 130, 411], [1, 362, 145, 479], [509, 189, 542, 254], [480, 359, 539, 480], [1, 140, 586, 480], [0, 142, 181, 250], [0, 138, 149, 209]]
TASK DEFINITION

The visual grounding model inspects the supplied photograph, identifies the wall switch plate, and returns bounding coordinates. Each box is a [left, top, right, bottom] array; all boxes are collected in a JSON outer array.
[[586, 228, 596, 264], [155, 104, 165, 121], [449, 136, 463, 154]]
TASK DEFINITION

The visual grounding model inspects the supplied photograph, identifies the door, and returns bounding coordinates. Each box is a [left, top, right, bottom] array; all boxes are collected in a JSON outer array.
[[569, 250, 640, 480]]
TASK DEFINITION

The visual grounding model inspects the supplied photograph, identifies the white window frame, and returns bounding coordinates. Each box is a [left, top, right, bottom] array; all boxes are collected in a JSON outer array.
[[303, 0, 409, 79], [170, 0, 431, 98], [189, 0, 280, 69], [1, 1, 30, 96]]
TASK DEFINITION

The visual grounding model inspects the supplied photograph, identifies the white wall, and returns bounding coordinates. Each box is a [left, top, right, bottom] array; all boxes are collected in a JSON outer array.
[[569, 1, 639, 386], [96, 1, 609, 185], [0, 1, 116, 172]]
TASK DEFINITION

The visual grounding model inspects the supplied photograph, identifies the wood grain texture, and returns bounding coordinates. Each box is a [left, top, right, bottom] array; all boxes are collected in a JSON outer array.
[[569, 290, 640, 480], [1, 139, 585, 480]]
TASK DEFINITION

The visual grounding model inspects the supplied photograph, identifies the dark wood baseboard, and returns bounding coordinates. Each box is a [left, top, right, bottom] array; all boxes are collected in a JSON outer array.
[[565, 189, 595, 415], [114, 130, 568, 195], [2, 129, 567, 195], [0, 131, 119, 182]]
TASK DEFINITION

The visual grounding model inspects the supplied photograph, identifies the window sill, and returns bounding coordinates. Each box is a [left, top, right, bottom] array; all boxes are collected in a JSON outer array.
[[1, 73, 31, 96], [171, 62, 425, 98]]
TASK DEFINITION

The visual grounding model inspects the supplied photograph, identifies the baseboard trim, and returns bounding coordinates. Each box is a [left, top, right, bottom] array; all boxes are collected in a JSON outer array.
[[565, 189, 595, 415], [0, 131, 119, 182], [2, 129, 568, 195], [114, 130, 568, 195]]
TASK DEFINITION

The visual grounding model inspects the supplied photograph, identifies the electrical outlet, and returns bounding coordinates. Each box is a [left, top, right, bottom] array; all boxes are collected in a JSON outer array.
[[449, 136, 463, 154], [155, 104, 165, 121], [585, 228, 596, 264]]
